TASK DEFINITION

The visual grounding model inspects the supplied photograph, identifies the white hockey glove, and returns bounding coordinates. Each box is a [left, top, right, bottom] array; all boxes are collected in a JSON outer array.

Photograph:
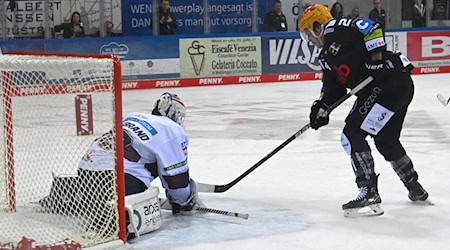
[[167, 179, 203, 215]]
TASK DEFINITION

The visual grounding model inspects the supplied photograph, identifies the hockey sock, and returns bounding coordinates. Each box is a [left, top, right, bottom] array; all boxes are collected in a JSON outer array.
[[389, 154, 417, 186], [351, 151, 376, 188]]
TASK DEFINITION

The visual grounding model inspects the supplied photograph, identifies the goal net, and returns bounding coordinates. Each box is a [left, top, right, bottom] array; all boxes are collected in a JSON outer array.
[[0, 52, 125, 248]]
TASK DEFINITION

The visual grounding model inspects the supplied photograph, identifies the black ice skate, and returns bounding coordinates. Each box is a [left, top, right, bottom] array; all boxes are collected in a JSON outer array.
[[342, 185, 384, 218], [406, 181, 433, 205]]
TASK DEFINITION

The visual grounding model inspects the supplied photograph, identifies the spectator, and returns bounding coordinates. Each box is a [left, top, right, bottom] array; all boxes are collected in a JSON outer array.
[[330, 2, 344, 19], [54, 11, 85, 38], [412, 0, 426, 27], [158, 0, 177, 35], [432, 0, 447, 20], [94, 21, 120, 37], [263, 0, 288, 32], [369, 0, 386, 30], [347, 7, 360, 19]]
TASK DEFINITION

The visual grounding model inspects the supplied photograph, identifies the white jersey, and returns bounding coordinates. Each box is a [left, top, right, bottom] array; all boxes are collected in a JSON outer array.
[[80, 112, 191, 204]]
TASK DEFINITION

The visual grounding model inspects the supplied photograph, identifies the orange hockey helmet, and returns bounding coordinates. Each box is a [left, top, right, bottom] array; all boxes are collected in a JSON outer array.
[[298, 4, 333, 32]]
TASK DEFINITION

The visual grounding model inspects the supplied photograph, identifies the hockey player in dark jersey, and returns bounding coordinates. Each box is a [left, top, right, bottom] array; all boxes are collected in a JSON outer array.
[[299, 4, 430, 217]]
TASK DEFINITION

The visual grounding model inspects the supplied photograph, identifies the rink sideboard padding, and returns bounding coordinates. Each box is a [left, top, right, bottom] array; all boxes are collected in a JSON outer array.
[[1, 28, 450, 90]]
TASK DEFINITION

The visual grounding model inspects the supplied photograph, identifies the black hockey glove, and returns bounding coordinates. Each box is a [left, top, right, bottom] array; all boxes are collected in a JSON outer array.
[[309, 100, 330, 130], [167, 179, 201, 215], [169, 198, 197, 215]]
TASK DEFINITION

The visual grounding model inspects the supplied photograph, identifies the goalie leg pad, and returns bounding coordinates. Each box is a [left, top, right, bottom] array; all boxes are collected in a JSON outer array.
[[39, 174, 80, 214], [125, 186, 162, 240]]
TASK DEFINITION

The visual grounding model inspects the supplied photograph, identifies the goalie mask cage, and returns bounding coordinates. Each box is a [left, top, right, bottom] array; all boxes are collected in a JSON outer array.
[[0, 52, 126, 248]]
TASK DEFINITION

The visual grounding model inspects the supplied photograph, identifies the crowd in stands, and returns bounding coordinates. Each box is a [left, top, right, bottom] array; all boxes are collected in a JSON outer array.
[[1, 0, 448, 40], [53, 10, 119, 39], [266, 0, 431, 34], [53, 0, 178, 39]]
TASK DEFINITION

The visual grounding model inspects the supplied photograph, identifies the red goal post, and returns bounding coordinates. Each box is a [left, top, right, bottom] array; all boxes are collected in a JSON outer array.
[[0, 52, 126, 248]]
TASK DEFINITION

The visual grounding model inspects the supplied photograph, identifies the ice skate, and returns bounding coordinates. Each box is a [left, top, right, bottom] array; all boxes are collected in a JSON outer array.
[[407, 181, 433, 205], [342, 185, 384, 217]]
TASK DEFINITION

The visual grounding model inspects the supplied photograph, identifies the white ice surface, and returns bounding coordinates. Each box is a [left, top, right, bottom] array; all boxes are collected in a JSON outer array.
[[120, 73, 450, 250]]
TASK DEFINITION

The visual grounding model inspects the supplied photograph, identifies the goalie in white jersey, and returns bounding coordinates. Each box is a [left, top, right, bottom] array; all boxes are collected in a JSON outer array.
[[40, 92, 201, 239], [80, 92, 197, 210]]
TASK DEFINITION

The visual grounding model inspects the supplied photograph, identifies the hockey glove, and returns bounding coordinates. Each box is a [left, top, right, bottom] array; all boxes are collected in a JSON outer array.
[[170, 198, 196, 215], [309, 100, 330, 130], [167, 179, 202, 215]]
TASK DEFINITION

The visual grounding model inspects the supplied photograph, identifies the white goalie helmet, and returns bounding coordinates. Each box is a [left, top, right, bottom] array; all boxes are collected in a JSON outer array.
[[153, 92, 186, 126]]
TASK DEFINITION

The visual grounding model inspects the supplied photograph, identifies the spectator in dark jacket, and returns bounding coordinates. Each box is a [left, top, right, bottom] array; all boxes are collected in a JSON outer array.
[[54, 11, 85, 38], [158, 0, 177, 35], [412, 0, 426, 27], [369, 0, 386, 30], [263, 0, 288, 32]]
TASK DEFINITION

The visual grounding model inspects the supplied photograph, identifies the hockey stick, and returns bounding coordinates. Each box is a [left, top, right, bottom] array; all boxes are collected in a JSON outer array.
[[195, 206, 249, 219], [159, 198, 249, 219], [437, 93, 450, 106], [196, 76, 374, 193]]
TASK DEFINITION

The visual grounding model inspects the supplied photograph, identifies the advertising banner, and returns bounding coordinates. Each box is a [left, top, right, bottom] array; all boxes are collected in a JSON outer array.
[[165, 0, 205, 35], [75, 94, 93, 136], [3, 29, 450, 91], [406, 30, 450, 74], [207, 0, 253, 33], [261, 34, 321, 75], [121, 0, 262, 35], [385, 32, 407, 55], [120, 0, 281, 35], [2, 0, 62, 38], [119, 72, 323, 90], [407, 31, 450, 67], [179, 36, 261, 78], [93, 38, 180, 80], [121, 0, 152, 36], [96, 36, 180, 80], [1, 36, 180, 80]]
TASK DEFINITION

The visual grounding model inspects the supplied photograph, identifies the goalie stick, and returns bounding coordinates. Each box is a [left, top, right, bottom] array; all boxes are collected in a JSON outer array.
[[195, 206, 249, 219], [437, 93, 450, 106], [197, 76, 374, 193], [159, 198, 249, 219]]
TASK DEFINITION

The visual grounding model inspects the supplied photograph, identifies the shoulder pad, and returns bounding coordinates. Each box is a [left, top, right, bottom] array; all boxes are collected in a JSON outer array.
[[352, 18, 379, 36]]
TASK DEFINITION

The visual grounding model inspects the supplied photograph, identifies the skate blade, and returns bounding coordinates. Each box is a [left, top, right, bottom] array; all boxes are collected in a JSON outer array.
[[412, 199, 435, 206], [343, 204, 384, 218]]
